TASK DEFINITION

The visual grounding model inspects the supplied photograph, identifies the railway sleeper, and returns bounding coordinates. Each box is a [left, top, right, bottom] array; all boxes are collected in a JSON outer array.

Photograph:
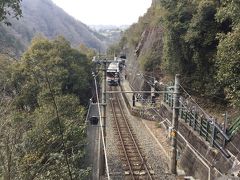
[[122, 164, 140, 171], [118, 152, 139, 157], [121, 159, 142, 164], [124, 144, 142, 150], [118, 152, 139, 158], [125, 150, 139, 154], [125, 170, 152, 177], [114, 129, 135, 137], [123, 140, 135, 143], [122, 134, 134, 136], [118, 126, 131, 129], [123, 140, 135, 144], [123, 166, 147, 172], [122, 166, 143, 172], [120, 135, 137, 138], [117, 144, 136, 148], [134, 170, 146, 176], [124, 171, 147, 177], [128, 157, 146, 162], [123, 144, 137, 147], [127, 155, 142, 160], [125, 147, 138, 151], [116, 144, 136, 148], [120, 136, 133, 140], [120, 156, 142, 161]]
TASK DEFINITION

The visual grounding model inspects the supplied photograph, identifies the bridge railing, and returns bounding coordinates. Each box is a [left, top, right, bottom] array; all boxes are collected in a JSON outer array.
[[163, 87, 230, 158]]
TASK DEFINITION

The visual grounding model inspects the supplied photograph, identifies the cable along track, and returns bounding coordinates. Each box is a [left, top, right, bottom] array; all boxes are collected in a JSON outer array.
[[109, 86, 154, 180]]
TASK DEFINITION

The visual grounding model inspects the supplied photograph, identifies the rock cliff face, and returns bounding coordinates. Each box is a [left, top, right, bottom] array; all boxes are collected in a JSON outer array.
[[126, 26, 164, 93]]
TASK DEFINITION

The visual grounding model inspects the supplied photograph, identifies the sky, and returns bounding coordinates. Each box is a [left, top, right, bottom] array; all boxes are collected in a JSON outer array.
[[51, 0, 152, 26]]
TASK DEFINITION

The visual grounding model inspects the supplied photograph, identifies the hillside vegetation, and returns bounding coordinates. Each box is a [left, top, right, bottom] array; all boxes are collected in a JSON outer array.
[[0, 36, 93, 180], [0, 0, 107, 57], [118, 0, 240, 108], [0, 2, 94, 179]]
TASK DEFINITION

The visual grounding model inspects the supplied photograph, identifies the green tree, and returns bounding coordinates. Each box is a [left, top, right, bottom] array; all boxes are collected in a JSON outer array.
[[0, 36, 92, 179], [216, 0, 240, 106], [0, 56, 21, 180], [14, 36, 91, 179], [12, 36, 93, 109], [157, 0, 227, 100], [18, 95, 89, 179]]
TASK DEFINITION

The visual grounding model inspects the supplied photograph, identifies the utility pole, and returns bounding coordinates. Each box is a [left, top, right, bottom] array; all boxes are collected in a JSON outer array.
[[170, 74, 180, 175], [92, 55, 118, 179], [102, 61, 107, 143], [101, 61, 107, 176]]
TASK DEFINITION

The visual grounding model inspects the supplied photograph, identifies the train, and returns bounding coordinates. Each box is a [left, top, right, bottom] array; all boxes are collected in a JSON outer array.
[[106, 60, 120, 86], [92, 55, 126, 86]]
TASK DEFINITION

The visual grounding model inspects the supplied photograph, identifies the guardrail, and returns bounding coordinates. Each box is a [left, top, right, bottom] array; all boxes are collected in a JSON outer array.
[[163, 87, 230, 158]]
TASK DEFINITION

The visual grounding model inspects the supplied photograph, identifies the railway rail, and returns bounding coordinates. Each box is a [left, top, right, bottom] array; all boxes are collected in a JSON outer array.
[[109, 86, 155, 180]]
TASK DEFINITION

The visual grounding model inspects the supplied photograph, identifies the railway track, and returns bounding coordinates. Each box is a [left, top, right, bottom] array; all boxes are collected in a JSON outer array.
[[109, 86, 155, 180]]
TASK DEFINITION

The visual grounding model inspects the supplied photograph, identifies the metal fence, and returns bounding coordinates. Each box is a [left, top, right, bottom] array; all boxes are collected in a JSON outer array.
[[163, 87, 231, 158]]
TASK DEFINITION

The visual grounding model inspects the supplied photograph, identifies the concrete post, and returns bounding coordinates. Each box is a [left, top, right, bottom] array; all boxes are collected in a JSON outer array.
[[170, 74, 180, 175], [211, 122, 216, 147], [223, 112, 228, 147], [151, 77, 156, 104]]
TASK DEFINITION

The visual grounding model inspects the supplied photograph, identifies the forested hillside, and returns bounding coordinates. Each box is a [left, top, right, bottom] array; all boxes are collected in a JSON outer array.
[[0, 0, 107, 57], [0, 36, 93, 180], [0, 1, 94, 179], [118, 0, 240, 108]]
